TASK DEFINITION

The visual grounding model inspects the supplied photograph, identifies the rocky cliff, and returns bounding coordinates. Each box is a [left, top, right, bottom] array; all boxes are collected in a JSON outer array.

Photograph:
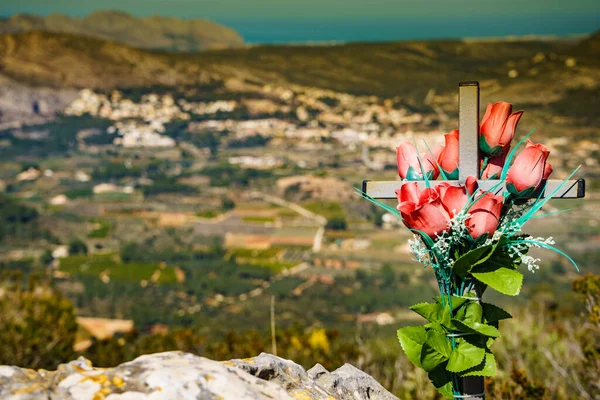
[[0, 11, 245, 51], [0, 351, 399, 400]]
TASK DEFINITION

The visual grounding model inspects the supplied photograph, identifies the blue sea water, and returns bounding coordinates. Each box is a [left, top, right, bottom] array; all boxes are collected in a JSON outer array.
[[218, 14, 599, 44]]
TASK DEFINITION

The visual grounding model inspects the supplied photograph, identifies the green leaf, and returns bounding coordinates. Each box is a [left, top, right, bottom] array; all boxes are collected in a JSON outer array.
[[397, 326, 427, 368], [429, 364, 454, 399], [447, 339, 486, 373], [472, 248, 517, 273], [421, 330, 451, 372], [463, 302, 483, 325], [452, 320, 501, 338], [452, 245, 495, 277], [462, 352, 497, 377], [435, 295, 469, 312], [482, 303, 512, 323], [410, 302, 443, 323], [472, 267, 523, 296]]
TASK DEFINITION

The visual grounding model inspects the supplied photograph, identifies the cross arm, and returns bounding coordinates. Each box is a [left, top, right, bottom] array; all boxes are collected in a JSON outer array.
[[361, 179, 585, 199]]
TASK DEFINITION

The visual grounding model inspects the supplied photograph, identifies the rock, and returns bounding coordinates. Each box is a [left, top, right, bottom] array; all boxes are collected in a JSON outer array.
[[314, 364, 399, 400], [0, 351, 399, 400]]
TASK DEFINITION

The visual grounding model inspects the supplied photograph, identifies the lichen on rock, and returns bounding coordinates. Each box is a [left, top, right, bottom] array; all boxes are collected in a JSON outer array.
[[0, 351, 399, 400]]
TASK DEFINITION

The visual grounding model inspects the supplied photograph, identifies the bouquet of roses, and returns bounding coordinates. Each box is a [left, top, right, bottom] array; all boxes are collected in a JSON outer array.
[[359, 102, 580, 398]]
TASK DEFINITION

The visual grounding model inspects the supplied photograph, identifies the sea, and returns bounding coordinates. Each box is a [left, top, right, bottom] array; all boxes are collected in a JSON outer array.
[[217, 14, 598, 45]]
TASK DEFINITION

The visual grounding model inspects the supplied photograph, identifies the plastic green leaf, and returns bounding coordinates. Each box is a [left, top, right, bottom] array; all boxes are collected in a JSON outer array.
[[452, 320, 501, 338], [462, 352, 497, 377], [435, 295, 469, 313], [462, 302, 483, 325], [452, 244, 495, 277], [482, 303, 512, 323], [397, 326, 427, 368], [410, 302, 443, 323], [472, 267, 523, 296], [471, 246, 516, 274], [447, 339, 486, 373], [421, 330, 452, 372], [428, 365, 454, 399]]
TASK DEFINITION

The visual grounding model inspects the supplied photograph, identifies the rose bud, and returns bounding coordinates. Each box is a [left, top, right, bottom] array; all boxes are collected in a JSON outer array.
[[395, 181, 421, 205], [397, 188, 451, 238], [506, 140, 550, 197], [481, 152, 507, 180], [396, 143, 439, 181], [436, 182, 469, 218], [438, 129, 459, 179], [466, 192, 504, 239], [479, 102, 523, 156]]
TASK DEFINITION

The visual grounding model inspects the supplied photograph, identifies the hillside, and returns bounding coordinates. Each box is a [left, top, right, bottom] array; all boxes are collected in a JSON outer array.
[[0, 10, 244, 51], [0, 32, 600, 97], [0, 30, 598, 115], [0, 32, 208, 88]]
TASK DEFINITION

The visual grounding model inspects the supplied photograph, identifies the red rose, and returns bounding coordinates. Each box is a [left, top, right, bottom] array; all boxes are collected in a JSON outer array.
[[395, 181, 420, 205], [466, 192, 504, 239], [436, 183, 469, 218], [396, 143, 439, 180], [397, 187, 451, 238], [481, 152, 507, 180], [506, 140, 550, 197], [438, 129, 459, 179], [480, 102, 523, 156]]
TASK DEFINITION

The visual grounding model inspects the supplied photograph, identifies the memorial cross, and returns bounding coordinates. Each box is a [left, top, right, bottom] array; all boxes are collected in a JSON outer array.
[[361, 81, 586, 399]]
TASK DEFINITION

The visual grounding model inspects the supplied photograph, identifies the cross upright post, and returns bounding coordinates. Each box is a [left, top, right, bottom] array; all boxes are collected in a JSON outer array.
[[362, 81, 585, 400]]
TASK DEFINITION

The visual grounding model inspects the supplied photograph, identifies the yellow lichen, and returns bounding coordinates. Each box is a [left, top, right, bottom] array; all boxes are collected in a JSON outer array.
[[204, 374, 214, 382], [12, 383, 42, 395], [112, 376, 125, 388], [292, 391, 313, 400], [92, 393, 105, 400]]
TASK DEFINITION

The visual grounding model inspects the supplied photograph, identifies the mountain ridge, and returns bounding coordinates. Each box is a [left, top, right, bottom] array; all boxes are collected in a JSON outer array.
[[0, 10, 245, 52]]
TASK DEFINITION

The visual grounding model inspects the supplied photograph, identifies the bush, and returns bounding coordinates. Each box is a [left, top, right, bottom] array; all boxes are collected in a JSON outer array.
[[0, 274, 77, 369], [68, 239, 88, 255]]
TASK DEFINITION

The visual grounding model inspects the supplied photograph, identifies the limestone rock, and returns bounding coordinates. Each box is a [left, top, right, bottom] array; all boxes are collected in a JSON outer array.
[[0, 351, 399, 400]]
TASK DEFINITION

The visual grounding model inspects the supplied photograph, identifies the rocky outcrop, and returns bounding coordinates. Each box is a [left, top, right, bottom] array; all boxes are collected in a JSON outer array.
[[0, 75, 78, 126], [0, 351, 399, 400], [0, 11, 244, 51]]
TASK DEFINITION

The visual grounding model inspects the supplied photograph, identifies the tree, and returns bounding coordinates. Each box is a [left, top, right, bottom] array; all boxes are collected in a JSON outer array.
[[40, 250, 54, 266], [221, 196, 235, 211], [68, 239, 88, 255]]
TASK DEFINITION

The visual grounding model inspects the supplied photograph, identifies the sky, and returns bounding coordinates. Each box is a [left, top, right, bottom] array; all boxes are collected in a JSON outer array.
[[1, 0, 599, 43]]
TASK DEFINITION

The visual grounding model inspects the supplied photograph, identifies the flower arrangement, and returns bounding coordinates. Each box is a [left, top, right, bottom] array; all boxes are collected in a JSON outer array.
[[359, 101, 580, 398]]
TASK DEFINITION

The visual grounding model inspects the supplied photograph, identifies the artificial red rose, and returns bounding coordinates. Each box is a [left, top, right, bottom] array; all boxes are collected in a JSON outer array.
[[481, 152, 507, 180], [506, 140, 550, 197], [465, 176, 478, 196], [479, 102, 523, 156], [543, 161, 553, 180], [396, 143, 439, 180], [524, 140, 552, 180], [466, 192, 504, 239], [438, 129, 459, 179], [395, 181, 421, 205], [436, 183, 469, 218], [397, 187, 451, 238]]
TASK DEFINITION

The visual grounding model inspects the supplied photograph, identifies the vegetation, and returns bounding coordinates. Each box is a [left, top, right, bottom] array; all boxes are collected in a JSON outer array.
[[0, 273, 77, 369]]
